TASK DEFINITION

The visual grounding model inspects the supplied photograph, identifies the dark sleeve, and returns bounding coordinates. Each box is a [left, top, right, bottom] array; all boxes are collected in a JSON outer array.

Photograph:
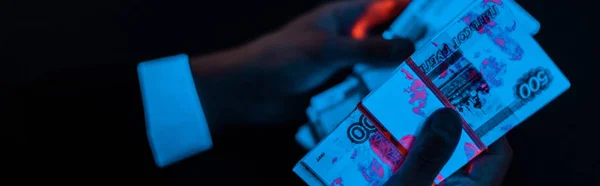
[[22, 64, 165, 181], [21, 64, 260, 184]]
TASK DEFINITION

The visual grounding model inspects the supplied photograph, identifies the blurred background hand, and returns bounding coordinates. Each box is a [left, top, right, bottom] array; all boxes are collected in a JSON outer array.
[[192, 0, 415, 127]]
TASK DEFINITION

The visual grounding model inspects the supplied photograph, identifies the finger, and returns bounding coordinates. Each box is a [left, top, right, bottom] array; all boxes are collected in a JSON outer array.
[[386, 108, 463, 186], [331, 37, 414, 64], [467, 137, 513, 186], [327, 0, 409, 38], [349, 0, 411, 39], [437, 171, 476, 186], [328, 0, 373, 34]]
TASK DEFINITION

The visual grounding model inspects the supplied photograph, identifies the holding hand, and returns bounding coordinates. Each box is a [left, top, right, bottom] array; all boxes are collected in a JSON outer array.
[[186, 0, 512, 184], [191, 0, 414, 128], [384, 108, 512, 186]]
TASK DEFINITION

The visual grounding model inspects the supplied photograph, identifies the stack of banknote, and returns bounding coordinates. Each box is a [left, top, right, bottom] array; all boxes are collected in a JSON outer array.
[[296, 0, 541, 150], [294, 0, 571, 185]]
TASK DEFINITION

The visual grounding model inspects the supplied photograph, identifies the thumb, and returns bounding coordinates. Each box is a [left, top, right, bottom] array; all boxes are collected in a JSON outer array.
[[331, 37, 414, 65], [386, 108, 463, 186], [327, 0, 409, 39]]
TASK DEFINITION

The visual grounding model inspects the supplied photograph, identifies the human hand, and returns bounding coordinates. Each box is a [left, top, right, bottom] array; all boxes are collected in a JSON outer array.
[[191, 0, 414, 127], [384, 108, 512, 186], [437, 137, 512, 186]]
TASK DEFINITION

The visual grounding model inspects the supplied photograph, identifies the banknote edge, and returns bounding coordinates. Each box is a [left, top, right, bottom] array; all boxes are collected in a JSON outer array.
[[293, 161, 326, 186]]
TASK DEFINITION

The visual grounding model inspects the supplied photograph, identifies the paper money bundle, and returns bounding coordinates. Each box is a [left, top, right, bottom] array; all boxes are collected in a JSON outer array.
[[294, 0, 570, 185], [295, 0, 542, 149]]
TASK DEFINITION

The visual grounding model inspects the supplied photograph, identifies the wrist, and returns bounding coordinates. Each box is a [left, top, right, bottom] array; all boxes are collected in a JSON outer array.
[[189, 34, 271, 76], [189, 33, 284, 129], [189, 46, 259, 133]]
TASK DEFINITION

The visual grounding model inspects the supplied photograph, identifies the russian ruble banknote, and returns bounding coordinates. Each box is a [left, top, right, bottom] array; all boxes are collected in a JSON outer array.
[[295, 0, 570, 185], [296, 0, 541, 150], [383, 0, 540, 48]]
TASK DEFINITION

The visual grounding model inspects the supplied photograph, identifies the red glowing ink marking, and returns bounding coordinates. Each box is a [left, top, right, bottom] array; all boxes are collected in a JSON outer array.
[[435, 174, 444, 182], [351, 150, 358, 159], [432, 42, 439, 47], [369, 132, 404, 172], [464, 142, 481, 160], [330, 177, 343, 186], [399, 135, 416, 150], [401, 68, 428, 117], [352, 0, 411, 40], [332, 157, 338, 164]]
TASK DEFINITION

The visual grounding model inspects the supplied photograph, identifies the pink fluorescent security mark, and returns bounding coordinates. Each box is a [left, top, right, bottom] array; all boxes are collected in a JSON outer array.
[[401, 68, 428, 117], [369, 132, 404, 173], [480, 56, 507, 87], [401, 68, 415, 80], [399, 134, 416, 150], [462, 10, 524, 61], [483, 0, 503, 5], [435, 174, 444, 182], [359, 158, 384, 186], [494, 38, 506, 47], [330, 177, 343, 186]]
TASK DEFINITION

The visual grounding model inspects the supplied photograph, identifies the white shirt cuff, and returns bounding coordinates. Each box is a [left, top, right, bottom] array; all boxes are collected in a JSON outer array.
[[137, 54, 213, 168]]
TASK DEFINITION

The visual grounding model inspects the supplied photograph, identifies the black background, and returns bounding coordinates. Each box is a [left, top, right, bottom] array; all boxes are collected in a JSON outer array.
[[6, 0, 599, 185]]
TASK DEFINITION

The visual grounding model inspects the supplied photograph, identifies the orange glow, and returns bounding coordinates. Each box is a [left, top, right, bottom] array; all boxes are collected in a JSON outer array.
[[351, 0, 411, 40]]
